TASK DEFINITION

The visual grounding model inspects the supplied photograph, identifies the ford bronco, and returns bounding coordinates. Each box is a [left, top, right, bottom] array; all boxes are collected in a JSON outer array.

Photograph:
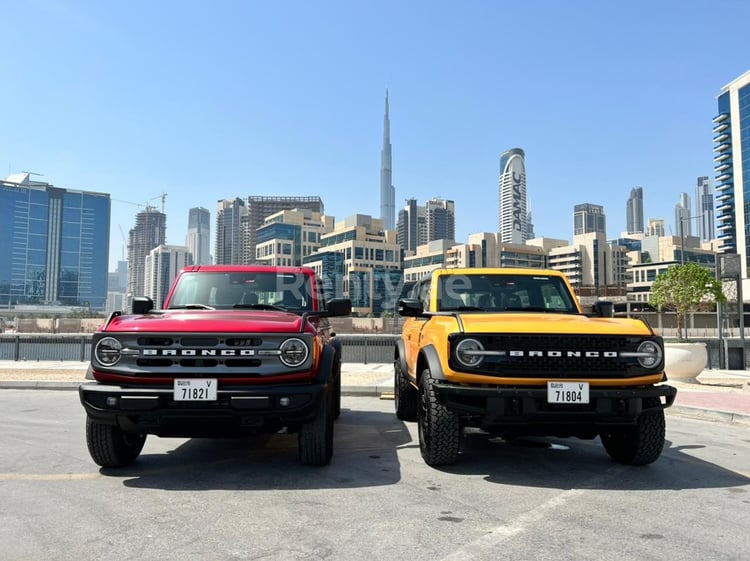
[[394, 267, 677, 466], [79, 265, 351, 467]]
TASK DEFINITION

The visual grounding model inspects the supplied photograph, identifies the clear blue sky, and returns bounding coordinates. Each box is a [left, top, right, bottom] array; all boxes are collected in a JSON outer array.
[[3, 0, 749, 271]]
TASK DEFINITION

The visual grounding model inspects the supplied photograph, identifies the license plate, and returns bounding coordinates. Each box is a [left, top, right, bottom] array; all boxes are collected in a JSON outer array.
[[547, 381, 589, 404], [174, 379, 217, 401]]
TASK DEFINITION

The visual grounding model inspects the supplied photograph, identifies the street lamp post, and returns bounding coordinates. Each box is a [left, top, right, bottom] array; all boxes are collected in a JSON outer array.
[[679, 212, 703, 265]]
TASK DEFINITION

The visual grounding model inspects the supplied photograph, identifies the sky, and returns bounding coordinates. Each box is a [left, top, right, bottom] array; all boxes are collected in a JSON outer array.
[[3, 0, 750, 272]]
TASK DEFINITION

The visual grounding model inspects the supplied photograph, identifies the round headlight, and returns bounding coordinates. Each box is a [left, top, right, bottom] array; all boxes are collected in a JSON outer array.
[[279, 337, 309, 367], [95, 337, 122, 366], [636, 340, 662, 368], [455, 338, 484, 367]]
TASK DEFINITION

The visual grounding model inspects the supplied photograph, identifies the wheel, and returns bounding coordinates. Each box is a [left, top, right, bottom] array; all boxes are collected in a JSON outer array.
[[85, 417, 146, 468], [418, 368, 460, 466], [600, 397, 666, 465], [298, 388, 334, 466], [394, 359, 418, 421]]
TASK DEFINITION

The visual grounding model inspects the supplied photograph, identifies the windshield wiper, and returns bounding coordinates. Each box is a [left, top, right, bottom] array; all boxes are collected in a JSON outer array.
[[232, 303, 287, 311], [168, 304, 215, 310]]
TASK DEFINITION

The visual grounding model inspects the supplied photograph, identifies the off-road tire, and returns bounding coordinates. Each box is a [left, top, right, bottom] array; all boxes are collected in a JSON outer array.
[[298, 388, 334, 466], [418, 368, 460, 466], [85, 417, 146, 468], [394, 359, 418, 421], [600, 397, 666, 465]]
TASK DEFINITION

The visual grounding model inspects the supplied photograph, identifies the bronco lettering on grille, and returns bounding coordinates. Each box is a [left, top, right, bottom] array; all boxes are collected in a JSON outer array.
[[142, 349, 257, 356], [508, 350, 619, 358]]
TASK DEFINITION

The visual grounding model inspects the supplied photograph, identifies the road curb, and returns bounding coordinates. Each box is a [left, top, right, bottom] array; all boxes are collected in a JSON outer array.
[[0, 381, 80, 391], [669, 404, 750, 427]]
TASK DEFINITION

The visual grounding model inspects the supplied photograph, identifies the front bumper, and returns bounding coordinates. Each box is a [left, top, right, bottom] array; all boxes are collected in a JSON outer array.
[[434, 382, 678, 436], [79, 381, 326, 437]]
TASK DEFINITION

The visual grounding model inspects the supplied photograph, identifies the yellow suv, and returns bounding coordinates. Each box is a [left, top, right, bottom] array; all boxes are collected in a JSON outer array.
[[394, 268, 677, 466]]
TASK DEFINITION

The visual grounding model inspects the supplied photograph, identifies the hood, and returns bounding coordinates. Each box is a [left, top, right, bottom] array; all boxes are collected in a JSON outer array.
[[101, 309, 310, 334], [455, 312, 654, 336]]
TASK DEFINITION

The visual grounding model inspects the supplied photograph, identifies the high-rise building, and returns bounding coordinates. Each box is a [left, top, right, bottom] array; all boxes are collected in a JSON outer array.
[[0, 173, 111, 310], [675, 192, 691, 238], [144, 244, 192, 308], [380, 90, 395, 231], [425, 197, 455, 243], [255, 209, 334, 266], [396, 197, 455, 253], [127, 206, 166, 300], [574, 203, 606, 235], [714, 70, 750, 271], [307, 214, 401, 315], [695, 176, 714, 242], [626, 187, 644, 234], [397, 198, 423, 253], [186, 207, 211, 265], [243, 196, 324, 263], [215, 198, 246, 265], [498, 148, 528, 244]]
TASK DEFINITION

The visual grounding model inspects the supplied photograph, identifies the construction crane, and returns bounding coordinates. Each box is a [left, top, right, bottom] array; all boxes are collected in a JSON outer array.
[[113, 192, 168, 213], [118, 225, 127, 260]]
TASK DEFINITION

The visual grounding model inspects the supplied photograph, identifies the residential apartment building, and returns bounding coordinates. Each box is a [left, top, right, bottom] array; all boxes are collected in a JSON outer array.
[[144, 244, 192, 308], [186, 206, 211, 265], [127, 206, 167, 300], [695, 176, 714, 242], [626, 187, 644, 234], [498, 148, 529, 243], [215, 198, 246, 265]]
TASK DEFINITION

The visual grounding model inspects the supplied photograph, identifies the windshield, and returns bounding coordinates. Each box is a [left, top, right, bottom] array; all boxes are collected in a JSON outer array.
[[436, 274, 578, 314], [168, 271, 312, 311]]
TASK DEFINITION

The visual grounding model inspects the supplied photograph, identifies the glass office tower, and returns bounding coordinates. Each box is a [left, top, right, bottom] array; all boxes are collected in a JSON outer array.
[[0, 174, 110, 310]]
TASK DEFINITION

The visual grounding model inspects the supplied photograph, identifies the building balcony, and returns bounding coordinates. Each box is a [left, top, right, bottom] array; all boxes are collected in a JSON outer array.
[[715, 141, 731, 153], [712, 113, 729, 124], [713, 152, 731, 163], [713, 132, 730, 143], [713, 121, 729, 133], [714, 161, 732, 172], [717, 203, 733, 212], [716, 193, 732, 203], [715, 172, 732, 183]]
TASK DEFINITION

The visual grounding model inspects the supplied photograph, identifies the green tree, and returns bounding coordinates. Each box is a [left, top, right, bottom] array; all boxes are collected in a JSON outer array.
[[650, 262, 725, 341]]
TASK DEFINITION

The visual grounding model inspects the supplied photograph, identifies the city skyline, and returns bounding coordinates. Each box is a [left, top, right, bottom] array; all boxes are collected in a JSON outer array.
[[3, 2, 750, 272]]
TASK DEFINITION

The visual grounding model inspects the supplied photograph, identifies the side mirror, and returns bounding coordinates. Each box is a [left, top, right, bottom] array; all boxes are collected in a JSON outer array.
[[399, 298, 424, 317], [591, 300, 614, 318], [326, 298, 352, 317], [132, 296, 154, 315]]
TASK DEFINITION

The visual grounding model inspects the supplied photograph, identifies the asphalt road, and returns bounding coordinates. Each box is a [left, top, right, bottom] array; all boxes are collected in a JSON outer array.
[[1, 391, 749, 561]]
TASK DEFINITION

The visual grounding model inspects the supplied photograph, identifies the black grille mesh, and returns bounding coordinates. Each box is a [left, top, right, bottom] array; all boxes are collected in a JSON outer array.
[[449, 333, 661, 378]]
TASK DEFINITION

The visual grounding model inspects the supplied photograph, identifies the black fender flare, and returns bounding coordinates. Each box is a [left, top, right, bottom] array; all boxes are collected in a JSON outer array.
[[313, 344, 337, 386], [394, 339, 411, 382], [329, 337, 343, 367], [417, 344, 447, 383]]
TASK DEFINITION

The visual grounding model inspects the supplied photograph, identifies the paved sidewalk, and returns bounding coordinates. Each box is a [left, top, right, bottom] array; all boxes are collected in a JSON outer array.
[[0, 360, 748, 426]]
